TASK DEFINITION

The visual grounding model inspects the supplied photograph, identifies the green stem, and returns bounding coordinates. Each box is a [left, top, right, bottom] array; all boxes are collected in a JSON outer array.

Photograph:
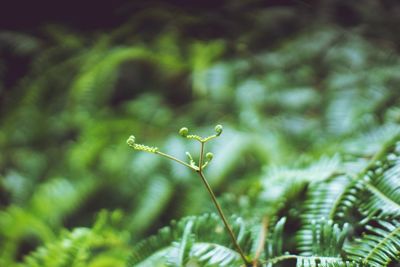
[[197, 170, 250, 266], [202, 134, 218, 143], [156, 151, 198, 170], [155, 131, 249, 265], [199, 142, 205, 171]]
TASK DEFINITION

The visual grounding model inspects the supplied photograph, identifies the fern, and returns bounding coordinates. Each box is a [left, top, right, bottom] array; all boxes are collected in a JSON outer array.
[[258, 156, 343, 218], [126, 132, 400, 267], [128, 213, 252, 267], [297, 219, 348, 257], [296, 175, 351, 254], [22, 211, 130, 267], [0, 178, 94, 264], [345, 219, 400, 266], [2, 7, 400, 267], [166, 219, 195, 266], [263, 218, 354, 267], [190, 243, 241, 266], [126, 176, 173, 237], [334, 137, 400, 221], [265, 217, 286, 260]]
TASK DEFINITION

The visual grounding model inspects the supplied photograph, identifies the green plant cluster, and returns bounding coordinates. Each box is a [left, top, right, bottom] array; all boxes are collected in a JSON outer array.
[[1, 3, 400, 267], [127, 125, 400, 267]]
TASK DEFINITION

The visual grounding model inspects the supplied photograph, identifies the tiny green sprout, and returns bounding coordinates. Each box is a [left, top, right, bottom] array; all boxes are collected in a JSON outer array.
[[127, 135, 135, 146], [126, 135, 158, 153], [186, 151, 196, 167], [179, 127, 189, 137], [201, 152, 214, 169], [215, 124, 223, 136]]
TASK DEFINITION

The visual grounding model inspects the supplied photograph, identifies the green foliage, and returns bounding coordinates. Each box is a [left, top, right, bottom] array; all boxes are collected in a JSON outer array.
[[122, 128, 400, 266], [128, 213, 251, 267], [334, 138, 400, 221], [23, 210, 130, 267], [1, 2, 400, 267], [345, 219, 400, 266]]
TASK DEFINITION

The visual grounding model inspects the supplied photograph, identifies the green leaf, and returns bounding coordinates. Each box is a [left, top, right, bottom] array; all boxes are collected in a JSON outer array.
[[345, 219, 400, 266]]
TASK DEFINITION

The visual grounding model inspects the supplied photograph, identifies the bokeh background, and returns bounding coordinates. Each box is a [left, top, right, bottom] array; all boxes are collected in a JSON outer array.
[[1, 0, 400, 266]]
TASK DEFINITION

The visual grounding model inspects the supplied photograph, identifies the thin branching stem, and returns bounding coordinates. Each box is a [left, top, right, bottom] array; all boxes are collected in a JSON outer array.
[[128, 126, 250, 265], [156, 151, 198, 170], [195, 141, 250, 266], [199, 142, 205, 171], [202, 134, 218, 143]]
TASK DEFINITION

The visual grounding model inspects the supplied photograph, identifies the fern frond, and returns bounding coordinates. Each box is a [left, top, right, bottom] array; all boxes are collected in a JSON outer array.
[[23, 211, 129, 267], [127, 176, 173, 237], [69, 46, 152, 111], [265, 217, 286, 259], [297, 219, 348, 257], [166, 219, 194, 267], [309, 175, 351, 221], [343, 124, 400, 158], [128, 226, 175, 266], [259, 156, 342, 217], [128, 213, 252, 267], [24, 228, 91, 267], [345, 219, 400, 266], [297, 175, 351, 254], [190, 242, 242, 266], [334, 138, 400, 221], [262, 217, 353, 267], [30, 177, 94, 227]]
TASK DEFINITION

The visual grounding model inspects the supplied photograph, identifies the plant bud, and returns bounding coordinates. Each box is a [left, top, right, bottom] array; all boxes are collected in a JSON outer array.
[[127, 135, 135, 146], [206, 152, 214, 161], [179, 127, 189, 137], [215, 125, 223, 136]]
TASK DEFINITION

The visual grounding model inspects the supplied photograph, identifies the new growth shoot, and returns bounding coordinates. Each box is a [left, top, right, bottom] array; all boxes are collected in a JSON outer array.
[[127, 125, 251, 266]]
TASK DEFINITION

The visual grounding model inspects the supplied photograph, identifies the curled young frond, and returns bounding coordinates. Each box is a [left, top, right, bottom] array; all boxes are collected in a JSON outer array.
[[186, 152, 196, 167], [179, 127, 189, 137], [126, 135, 158, 153], [215, 124, 223, 136], [186, 134, 204, 142], [199, 153, 214, 169], [179, 125, 223, 143]]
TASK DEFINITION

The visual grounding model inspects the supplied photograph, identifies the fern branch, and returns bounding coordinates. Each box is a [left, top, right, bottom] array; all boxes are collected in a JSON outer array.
[[190, 242, 242, 266], [364, 181, 400, 212], [128, 213, 252, 267], [332, 137, 400, 221], [345, 219, 400, 266]]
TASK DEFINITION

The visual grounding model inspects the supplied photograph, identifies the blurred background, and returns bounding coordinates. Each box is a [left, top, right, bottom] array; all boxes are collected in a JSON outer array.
[[1, 0, 400, 266]]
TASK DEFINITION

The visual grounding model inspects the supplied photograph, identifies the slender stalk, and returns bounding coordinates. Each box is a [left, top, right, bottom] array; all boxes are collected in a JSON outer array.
[[199, 142, 205, 171], [197, 170, 250, 266], [156, 151, 197, 170], [253, 216, 268, 266], [202, 134, 218, 143], [131, 126, 249, 265]]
